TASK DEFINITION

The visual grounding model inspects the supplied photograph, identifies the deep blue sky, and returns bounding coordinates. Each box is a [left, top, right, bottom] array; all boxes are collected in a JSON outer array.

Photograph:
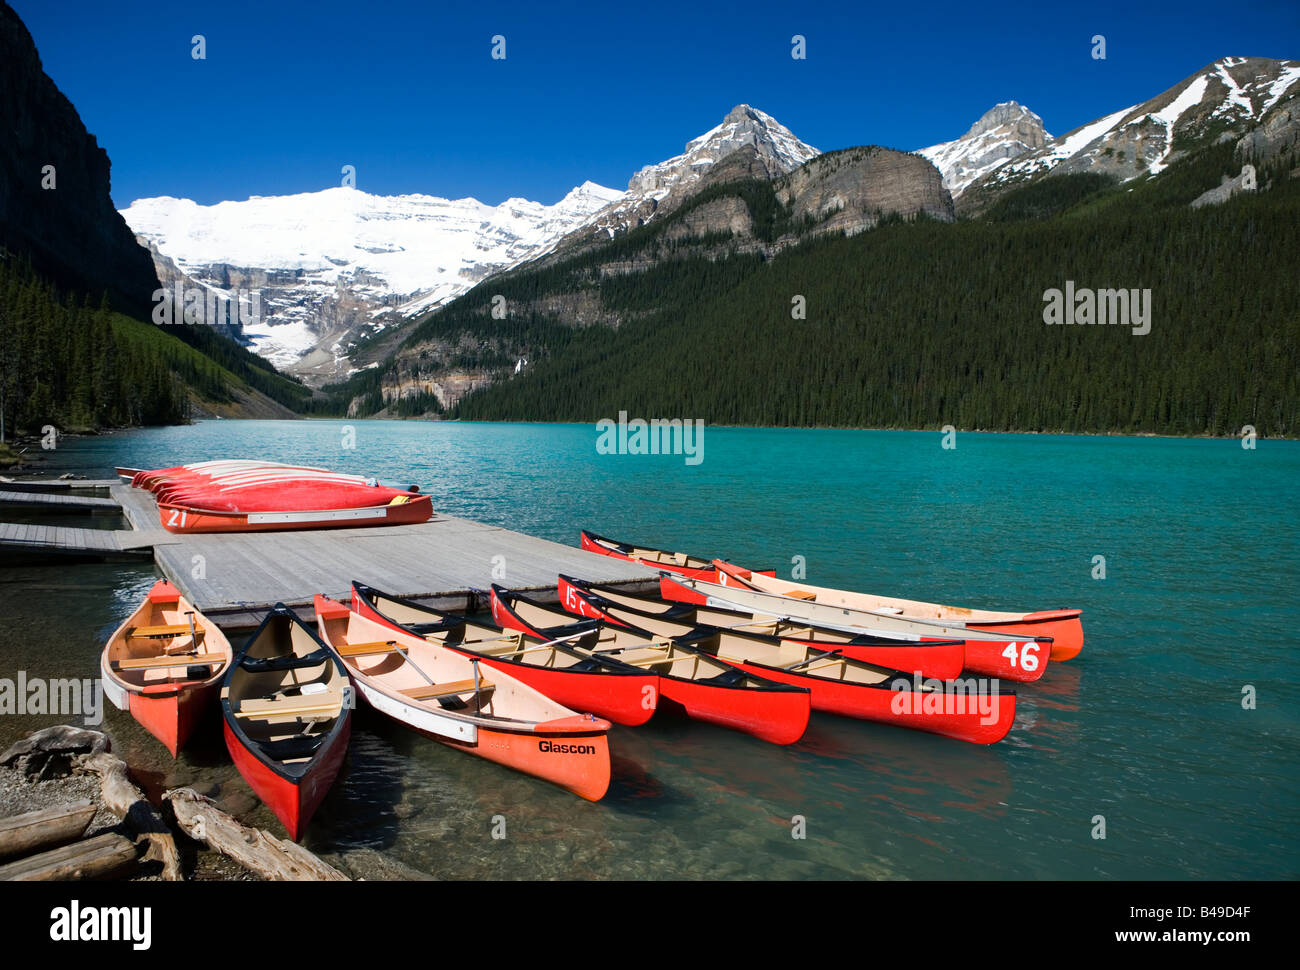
[[12, 0, 1297, 207]]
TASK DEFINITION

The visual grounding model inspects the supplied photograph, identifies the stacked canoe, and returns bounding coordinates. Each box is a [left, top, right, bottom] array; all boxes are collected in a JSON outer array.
[[118, 460, 432, 533]]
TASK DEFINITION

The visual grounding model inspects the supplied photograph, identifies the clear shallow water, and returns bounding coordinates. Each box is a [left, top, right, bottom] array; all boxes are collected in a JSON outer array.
[[1, 420, 1296, 879]]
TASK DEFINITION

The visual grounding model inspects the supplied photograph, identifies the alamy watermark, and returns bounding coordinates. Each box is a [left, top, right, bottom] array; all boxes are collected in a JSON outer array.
[[0, 671, 102, 726], [595, 411, 704, 466], [152, 281, 262, 328], [890, 674, 1003, 725], [1043, 281, 1150, 335]]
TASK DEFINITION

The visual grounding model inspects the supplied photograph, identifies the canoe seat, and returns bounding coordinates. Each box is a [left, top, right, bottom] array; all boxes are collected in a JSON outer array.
[[235, 696, 340, 719], [785, 590, 817, 601], [128, 623, 205, 640], [112, 653, 217, 671], [256, 734, 327, 761], [400, 679, 494, 700], [338, 640, 399, 658], [239, 648, 331, 673]]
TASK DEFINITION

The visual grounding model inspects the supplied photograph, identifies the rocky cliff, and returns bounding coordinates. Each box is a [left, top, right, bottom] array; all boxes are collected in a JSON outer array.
[[0, 1, 159, 313], [776, 146, 954, 233]]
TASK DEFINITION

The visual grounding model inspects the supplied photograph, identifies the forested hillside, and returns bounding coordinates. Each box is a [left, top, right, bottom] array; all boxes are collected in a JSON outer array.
[[0, 257, 315, 436]]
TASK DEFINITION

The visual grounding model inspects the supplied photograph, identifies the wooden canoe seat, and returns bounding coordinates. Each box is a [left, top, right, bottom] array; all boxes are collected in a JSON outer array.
[[235, 697, 340, 719], [399, 679, 494, 700], [785, 590, 817, 601], [112, 653, 217, 671], [128, 623, 205, 640], [337, 640, 399, 658]]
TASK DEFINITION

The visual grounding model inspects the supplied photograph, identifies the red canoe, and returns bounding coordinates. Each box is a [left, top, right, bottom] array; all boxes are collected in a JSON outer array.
[[713, 560, 1083, 662], [662, 571, 1052, 683], [128, 460, 331, 492], [129, 461, 432, 534], [558, 574, 966, 680], [492, 585, 810, 745], [100, 581, 233, 756], [153, 469, 387, 505], [555, 575, 1013, 744], [349, 583, 659, 727], [220, 605, 352, 841], [157, 494, 432, 534], [315, 595, 612, 801], [579, 529, 774, 582]]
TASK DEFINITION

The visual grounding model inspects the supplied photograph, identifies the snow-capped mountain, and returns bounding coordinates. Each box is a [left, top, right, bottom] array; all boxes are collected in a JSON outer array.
[[121, 105, 816, 382], [563, 104, 820, 244], [918, 101, 1052, 198], [121, 182, 622, 378], [963, 57, 1300, 203]]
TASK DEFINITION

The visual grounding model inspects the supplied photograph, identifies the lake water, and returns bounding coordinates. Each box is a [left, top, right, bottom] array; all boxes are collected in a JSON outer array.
[[1, 420, 1296, 879]]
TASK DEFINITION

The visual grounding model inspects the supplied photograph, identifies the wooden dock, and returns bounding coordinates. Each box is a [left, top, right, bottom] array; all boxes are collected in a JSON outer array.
[[0, 478, 120, 492], [0, 522, 170, 558], [0, 490, 120, 511], [1, 477, 657, 629]]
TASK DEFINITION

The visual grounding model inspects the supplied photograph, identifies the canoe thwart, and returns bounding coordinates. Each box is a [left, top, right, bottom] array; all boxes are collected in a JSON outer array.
[[336, 640, 399, 658], [399, 679, 495, 700], [127, 623, 205, 640], [111, 653, 217, 671]]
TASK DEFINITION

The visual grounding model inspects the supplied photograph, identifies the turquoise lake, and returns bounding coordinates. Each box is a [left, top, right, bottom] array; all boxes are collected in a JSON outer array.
[[1, 420, 1296, 879]]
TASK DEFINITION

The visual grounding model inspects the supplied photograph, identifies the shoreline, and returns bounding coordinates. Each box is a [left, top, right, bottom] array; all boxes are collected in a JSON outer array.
[[7, 420, 1287, 447]]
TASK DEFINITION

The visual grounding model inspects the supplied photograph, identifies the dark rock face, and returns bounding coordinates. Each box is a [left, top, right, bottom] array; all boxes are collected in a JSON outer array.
[[0, 1, 159, 313], [776, 146, 955, 233]]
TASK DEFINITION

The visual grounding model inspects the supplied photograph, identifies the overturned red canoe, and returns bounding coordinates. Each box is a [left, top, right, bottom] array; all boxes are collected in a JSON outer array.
[[157, 494, 432, 534], [131, 460, 432, 533]]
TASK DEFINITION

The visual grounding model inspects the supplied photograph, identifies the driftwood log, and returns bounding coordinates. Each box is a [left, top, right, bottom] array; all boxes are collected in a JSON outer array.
[[1, 725, 109, 780], [3, 727, 347, 881], [79, 753, 182, 881], [0, 832, 138, 881], [165, 788, 348, 881], [1, 726, 181, 880], [0, 800, 96, 860]]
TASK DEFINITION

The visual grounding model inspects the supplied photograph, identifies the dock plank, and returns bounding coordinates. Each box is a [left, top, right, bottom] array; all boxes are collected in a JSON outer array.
[[0, 491, 119, 511], [0, 521, 150, 557], [0, 479, 120, 492]]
